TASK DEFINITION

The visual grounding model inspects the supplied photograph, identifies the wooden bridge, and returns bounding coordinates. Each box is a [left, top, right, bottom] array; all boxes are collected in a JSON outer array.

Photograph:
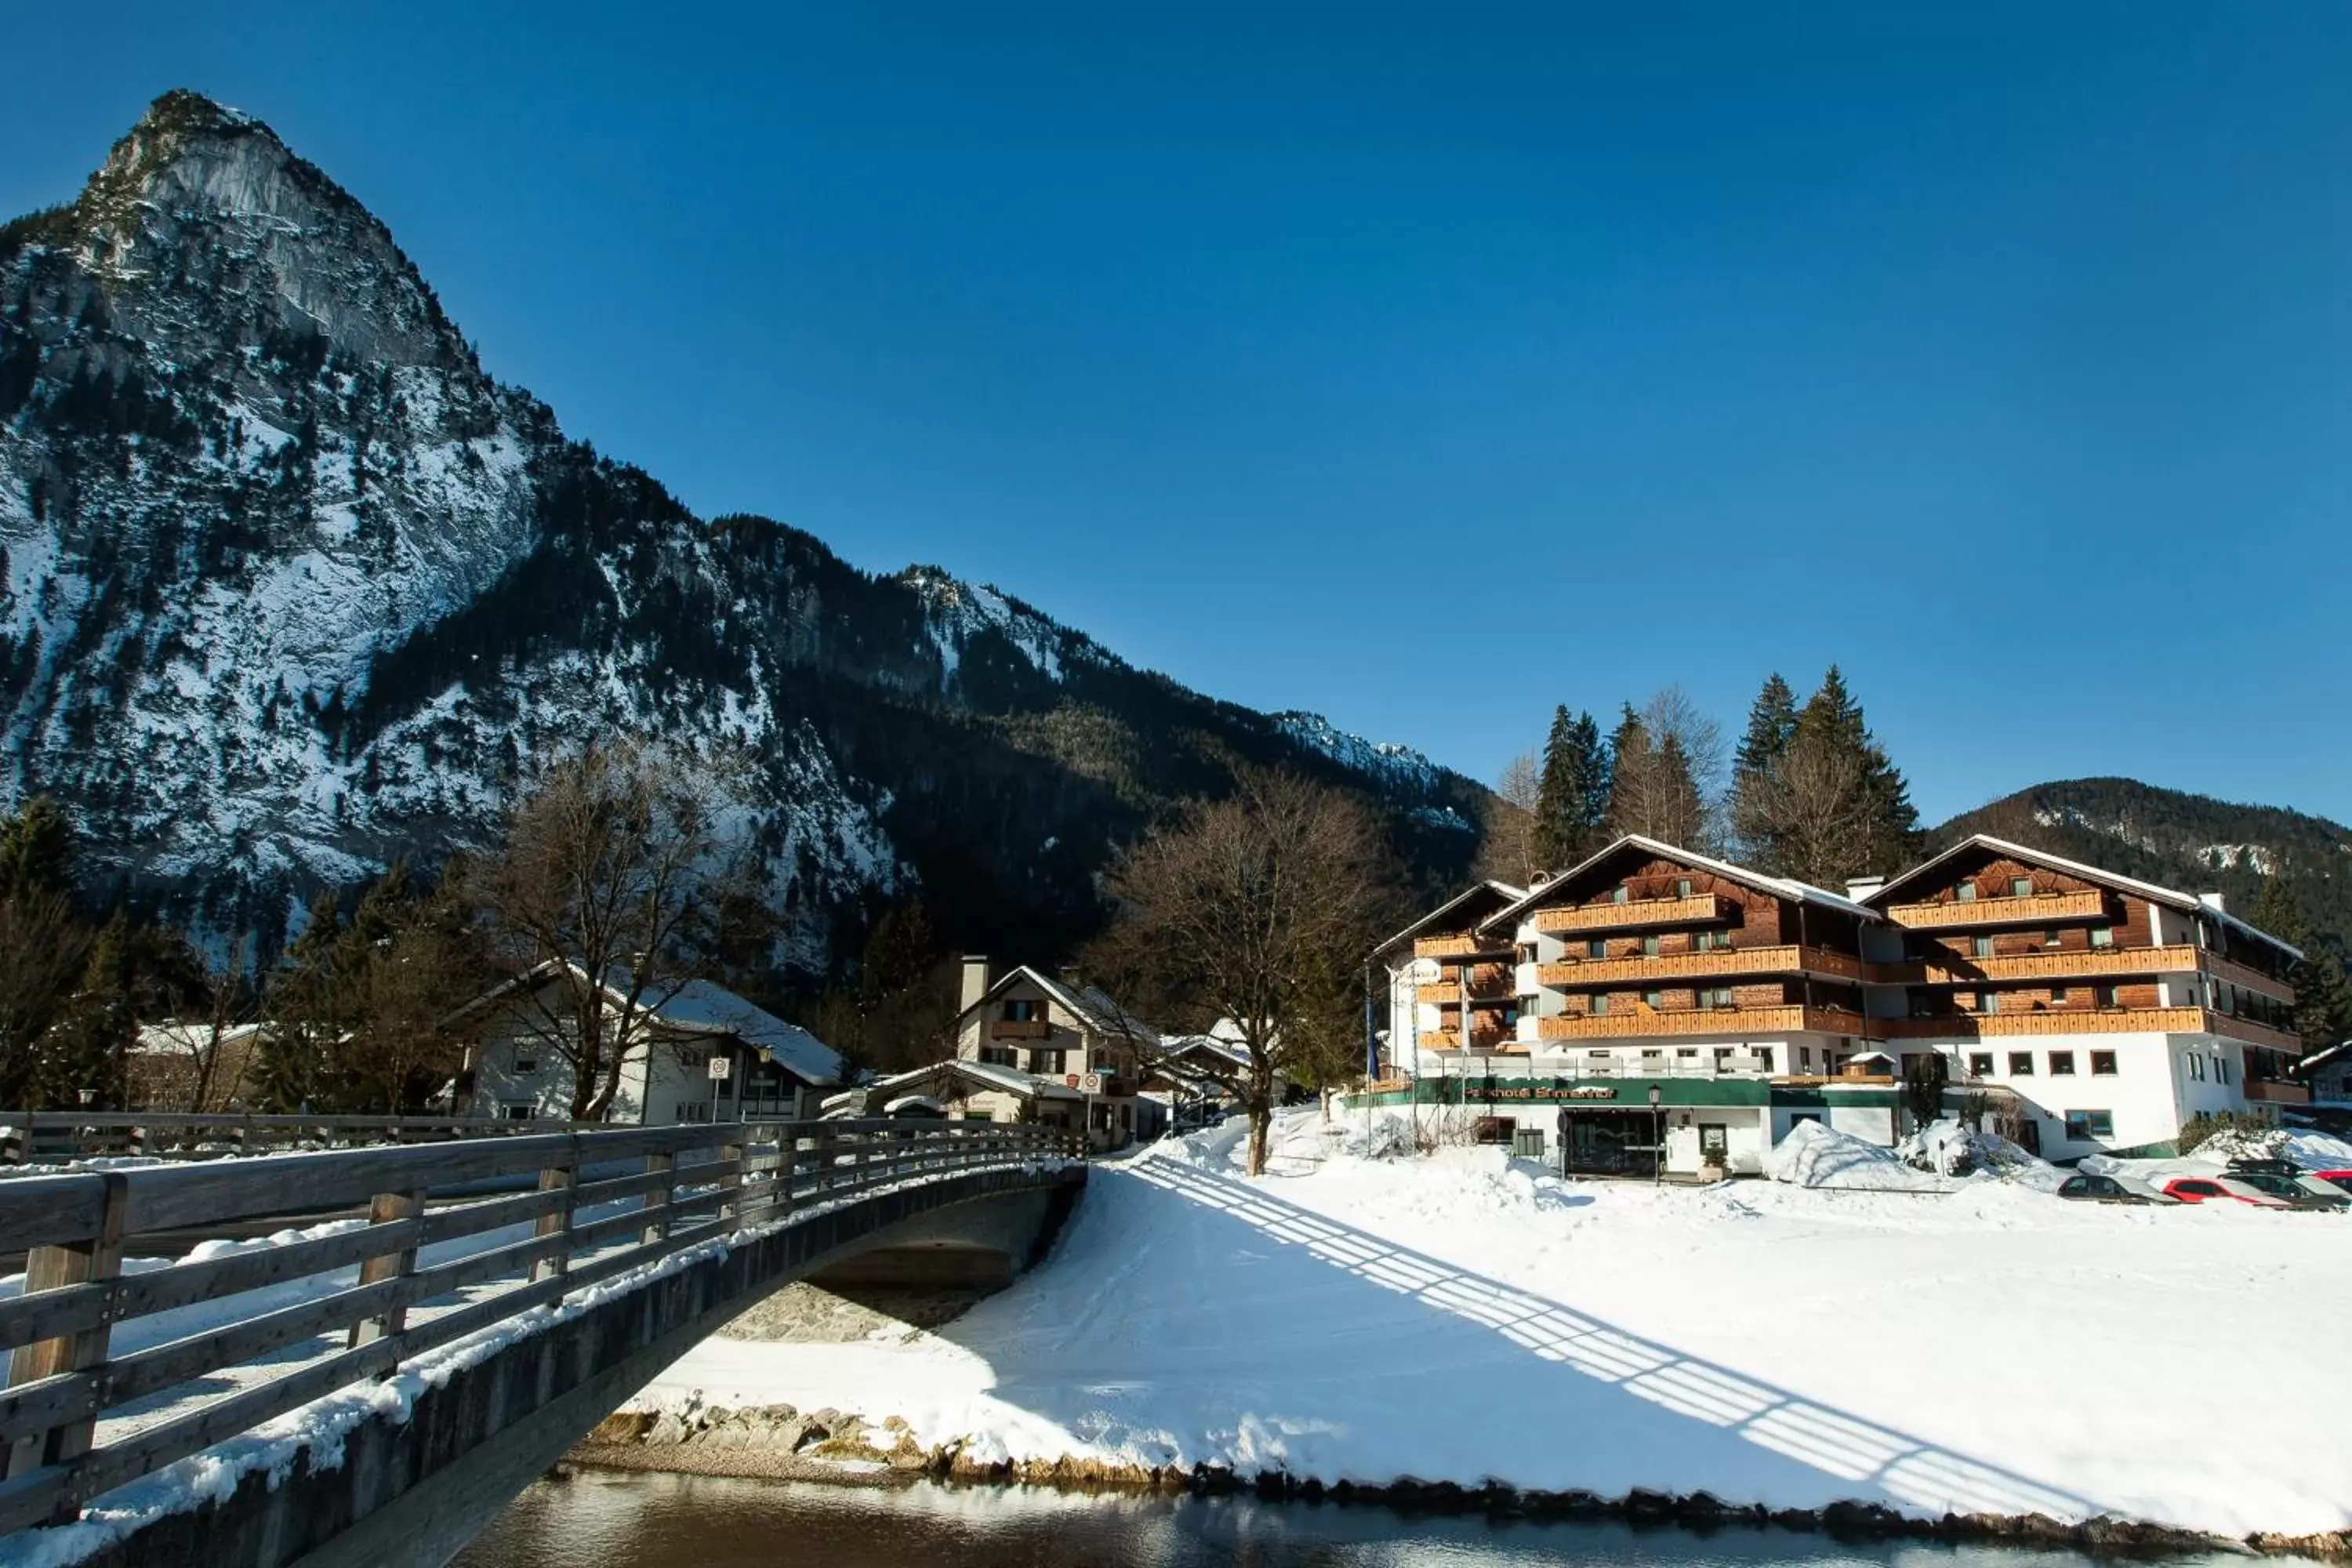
[[0, 1118, 1087, 1566]]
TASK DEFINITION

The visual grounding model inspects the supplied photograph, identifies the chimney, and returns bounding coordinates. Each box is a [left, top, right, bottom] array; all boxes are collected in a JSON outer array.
[[1058, 964, 1083, 990], [960, 954, 990, 1012], [1845, 875, 1887, 901]]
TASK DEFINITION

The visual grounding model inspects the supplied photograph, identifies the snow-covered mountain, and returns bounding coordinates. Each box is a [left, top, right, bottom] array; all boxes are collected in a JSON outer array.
[[0, 92, 1481, 970]]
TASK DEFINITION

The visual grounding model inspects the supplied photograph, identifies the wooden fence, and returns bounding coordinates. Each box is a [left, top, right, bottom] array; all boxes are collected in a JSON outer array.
[[0, 1118, 1083, 1539]]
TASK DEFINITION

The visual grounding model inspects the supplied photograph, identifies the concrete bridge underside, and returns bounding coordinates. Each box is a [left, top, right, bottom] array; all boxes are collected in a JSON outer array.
[[78, 1164, 1085, 1568]]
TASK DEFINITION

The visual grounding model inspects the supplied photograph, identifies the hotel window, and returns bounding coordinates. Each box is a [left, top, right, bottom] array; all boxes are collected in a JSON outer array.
[[1588, 1048, 1611, 1059], [1799, 1046, 1813, 1068], [1676, 877, 1693, 898], [1755, 1047, 1775, 1072], [1981, 993, 2001, 1015], [2217, 1058, 2230, 1086], [2090, 1051, 2118, 1076], [1973, 936, 1994, 959], [1700, 986, 1734, 1009], [1642, 1048, 1662, 1060], [1613, 884, 1631, 904], [1642, 990, 1664, 1010], [513, 1056, 538, 1076], [1590, 995, 1610, 1016], [2009, 1051, 2034, 1076], [2063, 1110, 2115, 1142], [2010, 877, 2033, 898], [1642, 935, 1661, 958], [1588, 938, 1606, 959], [1967, 1052, 1994, 1077], [2189, 1054, 2205, 1082], [2049, 987, 2068, 1004], [1955, 882, 1977, 902], [2042, 929, 2063, 949], [2089, 926, 2114, 949], [2048, 1051, 2075, 1076], [1004, 999, 1040, 1022], [1677, 1047, 1698, 1058], [1033, 1048, 1065, 1075], [2096, 985, 2119, 1008], [1713, 1047, 1733, 1062]]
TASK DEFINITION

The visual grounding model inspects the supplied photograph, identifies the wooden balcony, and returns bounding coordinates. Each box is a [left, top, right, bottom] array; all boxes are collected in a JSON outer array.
[[1534, 945, 1857, 988], [1414, 934, 1508, 960], [1530, 894, 1738, 937], [1878, 1007, 2303, 1051], [1420, 1029, 1521, 1053], [989, 1019, 1052, 1040], [1417, 964, 1513, 1007], [1536, 1006, 1866, 1042], [1871, 944, 2298, 1005], [1883, 890, 2111, 930], [2202, 950, 2298, 1005], [1416, 983, 1458, 1006], [2244, 1079, 2314, 1105]]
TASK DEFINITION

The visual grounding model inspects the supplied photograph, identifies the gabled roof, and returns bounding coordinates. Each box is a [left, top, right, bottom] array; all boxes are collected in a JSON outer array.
[[1478, 835, 1878, 934], [1865, 834, 2303, 961], [956, 964, 1160, 1045], [1373, 879, 1527, 958], [452, 960, 845, 1084], [2292, 1039, 2350, 1076], [820, 1057, 1083, 1114]]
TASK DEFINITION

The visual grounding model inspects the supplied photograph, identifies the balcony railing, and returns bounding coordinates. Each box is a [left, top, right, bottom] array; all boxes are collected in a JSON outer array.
[[2243, 1079, 2314, 1105], [1877, 1007, 2302, 1051], [1420, 1029, 1520, 1053], [989, 1019, 1052, 1040], [1529, 894, 1739, 937], [1875, 944, 2193, 985], [1414, 934, 1507, 960], [1534, 945, 1857, 988], [1536, 1005, 1866, 1041], [1883, 890, 2111, 929]]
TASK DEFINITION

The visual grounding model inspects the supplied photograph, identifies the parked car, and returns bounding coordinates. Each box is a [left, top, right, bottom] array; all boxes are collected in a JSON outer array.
[[2161, 1176, 2290, 1208], [2224, 1156, 2306, 1180], [2223, 1171, 2347, 1210], [2310, 1168, 2352, 1196], [2056, 1173, 2159, 1204]]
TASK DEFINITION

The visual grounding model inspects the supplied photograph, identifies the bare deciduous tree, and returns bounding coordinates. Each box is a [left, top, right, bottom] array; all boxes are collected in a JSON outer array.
[[463, 739, 766, 1120], [1086, 770, 1396, 1176], [1728, 730, 1879, 891], [1473, 750, 1541, 887]]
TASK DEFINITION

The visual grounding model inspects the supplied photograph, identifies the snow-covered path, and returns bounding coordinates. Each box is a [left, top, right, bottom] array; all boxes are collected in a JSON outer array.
[[644, 1114, 2352, 1540]]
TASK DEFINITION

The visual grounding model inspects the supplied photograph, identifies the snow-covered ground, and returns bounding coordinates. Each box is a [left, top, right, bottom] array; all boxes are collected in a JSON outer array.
[[641, 1111, 2352, 1541]]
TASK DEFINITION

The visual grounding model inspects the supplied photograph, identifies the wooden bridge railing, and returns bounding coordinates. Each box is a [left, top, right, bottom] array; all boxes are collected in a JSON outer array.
[[0, 1117, 1084, 1539], [0, 1112, 601, 1167]]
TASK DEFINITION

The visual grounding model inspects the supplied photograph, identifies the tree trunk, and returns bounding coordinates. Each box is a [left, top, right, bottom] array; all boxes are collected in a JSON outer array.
[[1247, 1101, 1271, 1177]]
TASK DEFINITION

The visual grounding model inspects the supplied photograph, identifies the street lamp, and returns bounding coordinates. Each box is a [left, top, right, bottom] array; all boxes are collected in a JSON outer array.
[[1648, 1084, 1662, 1186]]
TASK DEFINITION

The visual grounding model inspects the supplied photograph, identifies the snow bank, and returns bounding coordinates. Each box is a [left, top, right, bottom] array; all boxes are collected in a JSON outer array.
[[1766, 1120, 1947, 1192], [643, 1109, 2352, 1540]]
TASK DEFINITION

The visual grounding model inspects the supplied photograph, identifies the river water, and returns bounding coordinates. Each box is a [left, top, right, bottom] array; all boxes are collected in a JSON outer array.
[[452, 1471, 2305, 1568]]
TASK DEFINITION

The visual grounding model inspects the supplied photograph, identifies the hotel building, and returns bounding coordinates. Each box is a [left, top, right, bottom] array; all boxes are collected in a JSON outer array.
[[1373, 833, 2306, 1174]]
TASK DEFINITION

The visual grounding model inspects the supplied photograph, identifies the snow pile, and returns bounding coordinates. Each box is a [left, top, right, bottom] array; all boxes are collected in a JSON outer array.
[[1337, 1112, 1416, 1161], [1766, 1120, 1948, 1192], [1895, 1120, 2061, 1190], [2190, 1124, 2291, 1165]]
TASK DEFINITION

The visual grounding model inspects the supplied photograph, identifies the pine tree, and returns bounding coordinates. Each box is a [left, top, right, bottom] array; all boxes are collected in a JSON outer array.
[[1731, 673, 1800, 871], [2252, 875, 2352, 1052], [1570, 710, 1610, 850], [1534, 707, 1582, 873], [0, 797, 78, 903], [1605, 704, 1653, 839], [1792, 666, 1918, 878]]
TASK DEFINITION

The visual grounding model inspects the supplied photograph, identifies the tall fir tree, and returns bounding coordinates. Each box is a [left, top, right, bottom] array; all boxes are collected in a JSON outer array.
[[1791, 666, 1919, 877], [1534, 706, 1605, 873], [1730, 673, 1801, 871]]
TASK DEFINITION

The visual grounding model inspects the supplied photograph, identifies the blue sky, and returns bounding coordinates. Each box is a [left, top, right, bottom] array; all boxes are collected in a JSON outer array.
[[5, 4, 2350, 825]]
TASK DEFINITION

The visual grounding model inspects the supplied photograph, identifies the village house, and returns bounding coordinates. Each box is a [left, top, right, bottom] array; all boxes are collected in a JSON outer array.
[[1370, 833, 2307, 1174], [951, 956, 1160, 1149], [125, 1021, 267, 1113], [2294, 1039, 2352, 1109], [455, 962, 844, 1125]]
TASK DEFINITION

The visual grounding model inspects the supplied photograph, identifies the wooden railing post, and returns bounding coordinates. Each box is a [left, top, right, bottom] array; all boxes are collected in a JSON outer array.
[[531, 1138, 579, 1285], [718, 1131, 745, 1224], [347, 1188, 426, 1348], [640, 1151, 674, 1246], [6, 1171, 129, 1502]]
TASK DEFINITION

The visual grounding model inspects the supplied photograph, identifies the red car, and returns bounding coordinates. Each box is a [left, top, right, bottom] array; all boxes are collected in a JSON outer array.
[[2161, 1176, 2289, 1208], [2311, 1169, 2352, 1197]]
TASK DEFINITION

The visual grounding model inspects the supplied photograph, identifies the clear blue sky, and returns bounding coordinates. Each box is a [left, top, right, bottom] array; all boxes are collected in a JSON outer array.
[[6, 4, 2350, 826]]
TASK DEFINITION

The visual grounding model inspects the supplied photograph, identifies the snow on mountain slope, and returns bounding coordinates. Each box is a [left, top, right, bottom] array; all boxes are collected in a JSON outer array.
[[0, 93, 1483, 966]]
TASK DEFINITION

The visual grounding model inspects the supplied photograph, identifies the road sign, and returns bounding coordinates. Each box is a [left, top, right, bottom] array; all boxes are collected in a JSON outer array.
[[706, 1054, 732, 1081], [1080, 1072, 1104, 1094]]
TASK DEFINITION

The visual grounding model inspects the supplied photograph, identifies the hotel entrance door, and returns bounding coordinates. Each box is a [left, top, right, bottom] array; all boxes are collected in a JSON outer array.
[[1561, 1109, 1658, 1178]]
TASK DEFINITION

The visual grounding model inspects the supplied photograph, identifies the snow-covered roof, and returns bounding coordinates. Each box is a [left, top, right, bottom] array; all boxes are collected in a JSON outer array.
[[1373, 880, 1528, 957], [1479, 836, 1880, 934], [960, 965, 1160, 1045], [2294, 1040, 2351, 1076], [452, 960, 845, 1085], [837, 1057, 1086, 1108], [1866, 834, 2304, 961], [132, 1021, 266, 1058]]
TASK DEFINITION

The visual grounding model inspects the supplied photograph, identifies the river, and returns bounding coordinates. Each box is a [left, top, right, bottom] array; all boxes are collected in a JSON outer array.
[[452, 1471, 2311, 1568]]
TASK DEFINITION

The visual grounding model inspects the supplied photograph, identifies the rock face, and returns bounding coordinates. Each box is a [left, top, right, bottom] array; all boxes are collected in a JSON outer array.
[[0, 92, 1482, 967]]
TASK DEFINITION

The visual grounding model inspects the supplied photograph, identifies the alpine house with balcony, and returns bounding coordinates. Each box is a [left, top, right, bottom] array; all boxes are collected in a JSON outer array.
[[1860, 834, 2307, 1159]]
